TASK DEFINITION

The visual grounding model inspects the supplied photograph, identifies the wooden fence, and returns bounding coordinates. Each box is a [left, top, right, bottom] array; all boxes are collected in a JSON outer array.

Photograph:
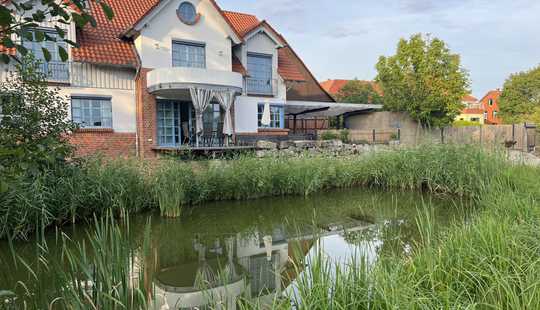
[[318, 124, 537, 152]]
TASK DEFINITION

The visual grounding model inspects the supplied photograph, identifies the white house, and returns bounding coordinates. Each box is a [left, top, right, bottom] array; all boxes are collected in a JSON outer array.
[[0, 0, 359, 158]]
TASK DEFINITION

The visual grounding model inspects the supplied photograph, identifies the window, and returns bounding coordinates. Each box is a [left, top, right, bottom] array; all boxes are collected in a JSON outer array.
[[203, 103, 222, 133], [493, 111, 498, 119], [488, 99, 494, 106], [172, 41, 205, 68], [483, 111, 488, 120], [22, 28, 69, 81], [177, 2, 197, 24], [71, 97, 112, 128], [257, 104, 283, 128], [470, 118, 480, 122], [247, 53, 273, 95]]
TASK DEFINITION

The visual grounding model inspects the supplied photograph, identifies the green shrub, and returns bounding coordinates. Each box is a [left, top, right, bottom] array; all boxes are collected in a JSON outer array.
[[320, 131, 338, 140], [339, 129, 350, 143]]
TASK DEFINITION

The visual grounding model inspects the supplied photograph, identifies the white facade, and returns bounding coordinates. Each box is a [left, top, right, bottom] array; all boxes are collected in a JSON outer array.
[[1, 0, 298, 151]]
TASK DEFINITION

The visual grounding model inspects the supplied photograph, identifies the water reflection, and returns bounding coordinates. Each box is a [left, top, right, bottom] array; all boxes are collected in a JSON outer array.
[[0, 189, 466, 309]]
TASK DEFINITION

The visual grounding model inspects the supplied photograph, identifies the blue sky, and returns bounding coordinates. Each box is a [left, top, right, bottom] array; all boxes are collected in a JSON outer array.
[[219, 0, 540, 98]]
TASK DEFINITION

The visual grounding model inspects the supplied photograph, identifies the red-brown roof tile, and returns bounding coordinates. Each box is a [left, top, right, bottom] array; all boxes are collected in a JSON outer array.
[[72, 0, 157, 66], [222, 10, 260, 37], [320, 79, 383, 97], [3, 0, 308, 82], [231, 54, 247, 76], [462, 94, 478, 103]]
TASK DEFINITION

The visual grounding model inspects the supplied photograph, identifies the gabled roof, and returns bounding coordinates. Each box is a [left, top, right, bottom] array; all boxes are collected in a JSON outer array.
[[2, 0, 317, 85]]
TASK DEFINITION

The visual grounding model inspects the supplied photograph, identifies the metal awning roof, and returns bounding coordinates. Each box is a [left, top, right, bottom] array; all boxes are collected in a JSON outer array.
[[285, 101, 382, 118]]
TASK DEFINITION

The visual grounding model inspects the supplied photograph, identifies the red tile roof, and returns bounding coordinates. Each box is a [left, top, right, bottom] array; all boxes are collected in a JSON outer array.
[[222, 10, 260, 37], [320, 79, 383, 97], [2, 0, 307, 82], [231, 54, 247, 76], [462, 94, 478, 103], [462, 108, 484, 114], [72, 0, 157, 66]]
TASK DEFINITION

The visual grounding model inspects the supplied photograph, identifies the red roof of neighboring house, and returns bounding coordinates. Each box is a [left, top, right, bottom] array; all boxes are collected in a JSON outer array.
[[462, 94, 478, 103], [462, 108, 484, 114], [320, 79, 383, 97]]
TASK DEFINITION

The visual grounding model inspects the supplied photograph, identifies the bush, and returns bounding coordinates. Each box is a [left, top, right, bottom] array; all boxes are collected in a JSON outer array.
[[320, 131, 338, 140]]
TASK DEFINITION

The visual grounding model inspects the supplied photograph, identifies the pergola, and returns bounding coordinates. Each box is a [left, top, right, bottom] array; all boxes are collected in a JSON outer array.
[[285, 101, 382, 132]]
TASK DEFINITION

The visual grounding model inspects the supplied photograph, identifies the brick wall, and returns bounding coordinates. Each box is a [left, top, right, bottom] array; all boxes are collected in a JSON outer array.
[[70, 129, 136, 158], [136, 68, 158, 158]]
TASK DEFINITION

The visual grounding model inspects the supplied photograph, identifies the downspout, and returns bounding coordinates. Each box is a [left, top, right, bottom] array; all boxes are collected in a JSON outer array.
[[130, 41, 143, 158]]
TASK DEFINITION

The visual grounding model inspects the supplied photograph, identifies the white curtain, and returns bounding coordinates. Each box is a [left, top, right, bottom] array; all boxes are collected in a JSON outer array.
[[261, 101, 271, 127], [214, 89, 236, 137], [189, 87, 214, 146]]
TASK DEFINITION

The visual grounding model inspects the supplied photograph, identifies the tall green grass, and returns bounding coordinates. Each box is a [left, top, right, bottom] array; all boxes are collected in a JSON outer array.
[[263, 156, 540, 309], [0, 144, 503, 238], [3, 213, 153, 309]]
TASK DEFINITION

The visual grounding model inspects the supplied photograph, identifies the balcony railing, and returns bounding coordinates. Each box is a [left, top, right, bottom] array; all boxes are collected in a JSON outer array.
[[1, 61, 135, 90], [245, 78, 277, 96]]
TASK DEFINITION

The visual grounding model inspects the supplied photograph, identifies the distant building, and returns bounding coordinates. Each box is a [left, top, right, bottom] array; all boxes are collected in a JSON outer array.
[[456, 95, 484, 124], [320, 79, 382, 100], [479, 89, 502, 125]]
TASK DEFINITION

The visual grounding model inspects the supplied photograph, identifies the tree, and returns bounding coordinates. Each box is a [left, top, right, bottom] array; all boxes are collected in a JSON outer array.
[[0, 56, 76, 190], [375, 34, 470, 127], [336, 80, 383, 105], [0, 0, 113, 63], [499, 65, 540, 124]]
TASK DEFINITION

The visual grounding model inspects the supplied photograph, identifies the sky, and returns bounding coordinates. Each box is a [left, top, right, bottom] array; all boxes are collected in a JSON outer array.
[[219, 0, 540, 98]]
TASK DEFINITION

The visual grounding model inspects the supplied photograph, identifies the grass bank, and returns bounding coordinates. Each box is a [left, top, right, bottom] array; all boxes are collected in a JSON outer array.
[[267, 158, 540, 309], [1, 145, 499, 240]]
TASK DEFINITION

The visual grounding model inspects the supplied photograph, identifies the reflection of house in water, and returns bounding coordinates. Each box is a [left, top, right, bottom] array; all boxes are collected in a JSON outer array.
[[150, 221, 371, 309]]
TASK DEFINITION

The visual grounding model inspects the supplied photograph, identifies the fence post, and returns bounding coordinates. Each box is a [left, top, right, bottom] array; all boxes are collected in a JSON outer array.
[[397, 128, 401, 142], [512, 124, 515, 150], [440, 127, 445, 144], [372, 129, 376, 144], [479, 125, 483, 146]]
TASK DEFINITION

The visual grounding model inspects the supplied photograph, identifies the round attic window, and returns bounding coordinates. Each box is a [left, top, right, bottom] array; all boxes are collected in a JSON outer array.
[[177, 2, 199, 25]]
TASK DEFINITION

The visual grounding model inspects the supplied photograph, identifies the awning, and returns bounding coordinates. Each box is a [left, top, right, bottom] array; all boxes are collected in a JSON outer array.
[[285, 101, 382, 118]]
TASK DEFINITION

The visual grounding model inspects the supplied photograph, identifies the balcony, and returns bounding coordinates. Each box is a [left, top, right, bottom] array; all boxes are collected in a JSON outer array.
[[147, 67, 243, 97], [245, 78, 276, 96], [0, 61, 135, 90]]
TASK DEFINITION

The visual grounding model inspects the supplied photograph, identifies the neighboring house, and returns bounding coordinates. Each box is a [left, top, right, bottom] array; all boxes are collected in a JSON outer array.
[[320, 79, 383, 100], [479, 89, 502, 125], [456, 95, 484, 124], [0, 0, 333, 158]]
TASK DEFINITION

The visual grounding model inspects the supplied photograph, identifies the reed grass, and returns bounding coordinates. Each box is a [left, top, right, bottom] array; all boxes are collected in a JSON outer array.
[[0, 144, 504, 239], [261, 157, 540, 309]]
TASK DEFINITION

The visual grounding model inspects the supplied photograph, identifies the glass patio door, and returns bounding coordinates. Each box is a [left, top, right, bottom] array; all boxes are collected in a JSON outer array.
[[157, 100, 182, 147]]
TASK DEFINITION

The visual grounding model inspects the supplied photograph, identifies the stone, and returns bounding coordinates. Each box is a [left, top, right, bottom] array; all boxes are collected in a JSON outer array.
[[256, 140, 277, 150], [278, 141, 291, 149], [293, 140, 316, 149]]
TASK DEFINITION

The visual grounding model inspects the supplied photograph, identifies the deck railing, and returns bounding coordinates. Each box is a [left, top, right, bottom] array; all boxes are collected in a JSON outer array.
[[1, 61, 135, 90]]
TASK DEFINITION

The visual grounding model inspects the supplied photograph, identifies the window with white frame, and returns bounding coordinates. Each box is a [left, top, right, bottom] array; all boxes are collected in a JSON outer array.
[[483, 111, 488, 120], [257, 104, 283, 128], [71, 97, 112, 128], [172, 41, 205, 68], [493, 111, 498, 119]]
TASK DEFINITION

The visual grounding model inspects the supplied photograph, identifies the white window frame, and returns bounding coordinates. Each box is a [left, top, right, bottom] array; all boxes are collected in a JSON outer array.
[[71, 96, 113, 129], [172, 40, 206, 69]]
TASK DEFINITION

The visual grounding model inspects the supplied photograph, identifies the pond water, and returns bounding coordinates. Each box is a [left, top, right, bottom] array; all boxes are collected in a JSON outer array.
[[0, 189, 467, 309]]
